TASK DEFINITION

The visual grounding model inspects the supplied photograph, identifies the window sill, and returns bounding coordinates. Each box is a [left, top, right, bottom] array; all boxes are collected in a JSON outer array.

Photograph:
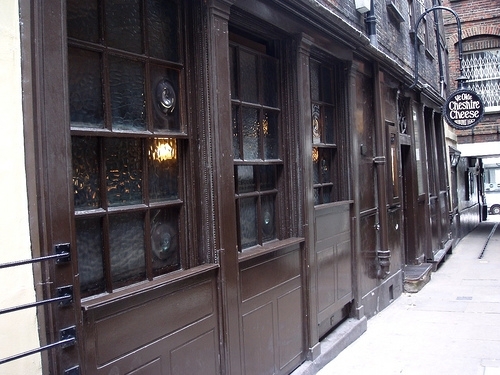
[[81, 263, 219, 311], [238, 237, 304, 263]]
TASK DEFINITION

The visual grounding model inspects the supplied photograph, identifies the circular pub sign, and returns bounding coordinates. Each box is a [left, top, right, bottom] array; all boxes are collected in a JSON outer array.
[[444, 88, 484, 130]]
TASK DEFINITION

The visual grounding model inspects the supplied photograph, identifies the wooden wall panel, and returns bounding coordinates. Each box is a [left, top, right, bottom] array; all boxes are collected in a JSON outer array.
[[239, 245, 304, 375], [81, 270, 220, 375], [314, 202, 353, 336]]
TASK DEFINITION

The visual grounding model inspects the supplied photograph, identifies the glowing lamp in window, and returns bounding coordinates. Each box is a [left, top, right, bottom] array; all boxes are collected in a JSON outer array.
[[150, 138, 177, 162]]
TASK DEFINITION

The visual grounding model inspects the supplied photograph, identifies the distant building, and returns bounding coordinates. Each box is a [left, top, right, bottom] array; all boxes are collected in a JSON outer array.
[[442, 0, 499, 231], [0, 0, 483, 374]]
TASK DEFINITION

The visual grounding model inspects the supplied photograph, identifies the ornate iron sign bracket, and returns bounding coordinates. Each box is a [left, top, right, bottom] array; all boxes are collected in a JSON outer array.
[[409, 6, 484, 129], [409, 5, 465, 90]]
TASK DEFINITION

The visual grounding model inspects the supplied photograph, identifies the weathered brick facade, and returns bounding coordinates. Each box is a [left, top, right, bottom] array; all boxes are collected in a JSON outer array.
[[443, 0, 500, 143]]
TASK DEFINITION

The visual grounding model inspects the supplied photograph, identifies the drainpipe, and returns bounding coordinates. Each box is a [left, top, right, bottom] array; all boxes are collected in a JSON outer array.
[[432, 0, 445, 96], [366, 0, 377, 47], [374, 64, 390, 278]]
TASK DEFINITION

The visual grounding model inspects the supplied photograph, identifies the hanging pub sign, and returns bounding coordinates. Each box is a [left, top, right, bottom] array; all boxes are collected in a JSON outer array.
[[444, 88, 484, 130]]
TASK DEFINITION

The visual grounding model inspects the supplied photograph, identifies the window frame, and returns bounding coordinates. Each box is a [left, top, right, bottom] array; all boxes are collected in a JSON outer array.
[[229, 32, 285, 252], [68, 0, 198, 297], [309, 56, 348, 206]]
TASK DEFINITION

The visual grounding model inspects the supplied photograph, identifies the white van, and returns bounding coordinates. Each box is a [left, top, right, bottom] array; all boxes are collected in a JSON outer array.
[[486, 191, 500, 215]]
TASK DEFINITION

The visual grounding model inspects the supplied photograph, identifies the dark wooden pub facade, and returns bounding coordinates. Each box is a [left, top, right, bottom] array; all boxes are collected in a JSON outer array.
[[11, 0, 470, 373]]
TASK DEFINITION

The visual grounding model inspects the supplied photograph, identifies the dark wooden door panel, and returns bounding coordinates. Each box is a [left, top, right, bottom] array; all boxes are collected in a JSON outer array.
[[239, 245, 304, 375], [314, 202, 353, 335]]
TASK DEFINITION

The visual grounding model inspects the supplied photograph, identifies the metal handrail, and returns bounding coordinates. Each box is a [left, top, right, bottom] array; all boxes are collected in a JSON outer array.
[[0, 327, 76, 365], [0, 243, 76, 368]]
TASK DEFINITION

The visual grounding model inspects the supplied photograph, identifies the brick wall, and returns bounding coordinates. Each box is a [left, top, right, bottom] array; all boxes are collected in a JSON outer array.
[[442, 0, 500, 144]]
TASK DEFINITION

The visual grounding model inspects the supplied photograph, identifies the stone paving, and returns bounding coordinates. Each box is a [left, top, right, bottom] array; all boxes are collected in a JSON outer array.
[[316, 216, 500, 375]]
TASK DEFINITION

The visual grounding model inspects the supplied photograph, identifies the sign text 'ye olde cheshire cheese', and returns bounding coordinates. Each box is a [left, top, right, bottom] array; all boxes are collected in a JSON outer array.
[[444, 89, 484, 130]]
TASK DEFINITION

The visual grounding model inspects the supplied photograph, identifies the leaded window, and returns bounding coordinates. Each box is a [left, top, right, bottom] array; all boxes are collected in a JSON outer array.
[[68, 0, 187, 297], [463, 49, 500, 112], [310, 59, 342, 205], [230, 34, 281, 251]]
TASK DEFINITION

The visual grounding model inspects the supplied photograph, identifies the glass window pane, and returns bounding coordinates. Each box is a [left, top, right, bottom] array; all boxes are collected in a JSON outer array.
[[67, 0, 99, 43], [148, 138, 178, 202], [242, 107, 259, 160], [230, 46, 239, 100], [259, 165, 276, 191], [312, 104, 321, 143], [109, 213, 146, 287], [322, 186, 332, 204], [313, 188, 320, 205], [320, 150, 332, 183], [105, 0, 142, 54], [263, 112, 279, 160], [240, 51, 258, 103], [261, 195, 276, 242], [147, 0, 179, 61], [239, 197, 258, 249], [76, 218, 105, 296], [312, 147, 320, 184], [151, 208, 180, 275], [232, 105, 241, 159], [68, 48, 104, 128], [151, 65, 180, 131], [325, 106, 334, 144], [105, 138, 143, 206], [310, 61, 320, 102], [109, 56, 146, 130], [262, 56, 278, 107], [321, 66, 332, 102], [236, 165, 255, 194], [72, 136, 101, 210]]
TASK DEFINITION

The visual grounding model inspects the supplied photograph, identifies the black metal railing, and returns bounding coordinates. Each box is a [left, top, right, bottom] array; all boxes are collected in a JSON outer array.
[[0, 243, 79, 373]]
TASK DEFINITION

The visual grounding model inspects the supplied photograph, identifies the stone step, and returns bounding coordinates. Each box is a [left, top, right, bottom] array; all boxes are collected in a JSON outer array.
[[403, 263, 433, 293]]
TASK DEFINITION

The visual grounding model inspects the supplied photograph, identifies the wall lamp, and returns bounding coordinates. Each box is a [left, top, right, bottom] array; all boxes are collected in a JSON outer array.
[[355, 0, 371, 13]]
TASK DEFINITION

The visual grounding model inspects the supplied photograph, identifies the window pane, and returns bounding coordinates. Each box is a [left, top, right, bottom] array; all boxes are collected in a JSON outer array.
[[147, 0, 179, 61], [313, 188, 320, 205], [230, 46, 239, 100], [242, 107, 259, 160], [312, 104, 321, 143], [320, 150, 332, 183], [324, 106, 334, 144], [67, 0, 99, 43], [76, 218, 105, 296], [72, 136, 101, 210], [321, 66, 332, 102], [240, 51, 258, 103], [236, 165, 255, 194], [261, 195, 276, 242], [151, 208, 180, 275], [109, 56, 146, 130], [259, 165, 276, 191], [310, 61, 320, 102], [239, 197, 258, 249], [263, 112, 279, 159], [232, 105, 241, 159], [148, 138, 179, 202], [312, 148, 320, 184], [322, 186, 332, 204], [262, 56, 278, 107], [105, 138, 143, 206], [109, 213, 146, 287], [151, 65, 180, 131], [105, 0, 142, 54], [68, 48, 104, 128]]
